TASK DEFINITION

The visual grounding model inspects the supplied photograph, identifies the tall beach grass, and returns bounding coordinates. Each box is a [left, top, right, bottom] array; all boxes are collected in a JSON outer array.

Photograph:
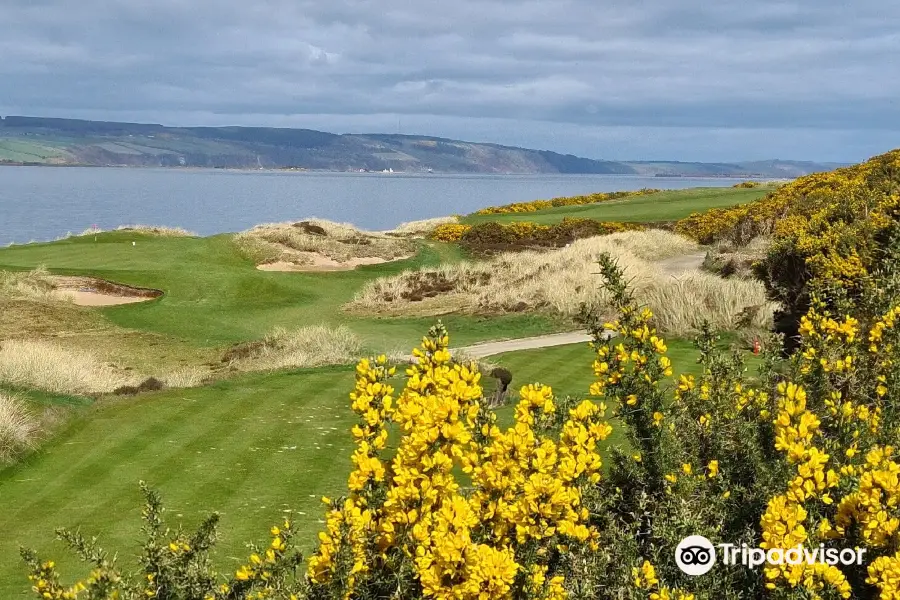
[[234, 218, 415, 265], [0, 339, 138, 395], [0, 392, 39, 463], [350, 230, 776, 335]]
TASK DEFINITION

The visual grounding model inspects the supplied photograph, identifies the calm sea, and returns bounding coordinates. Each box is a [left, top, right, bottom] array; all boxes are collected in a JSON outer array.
[[0, 167, 746, 245]]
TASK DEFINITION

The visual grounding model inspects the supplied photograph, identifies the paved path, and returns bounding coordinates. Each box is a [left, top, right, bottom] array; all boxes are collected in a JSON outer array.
[[455, 331, 597, 358]]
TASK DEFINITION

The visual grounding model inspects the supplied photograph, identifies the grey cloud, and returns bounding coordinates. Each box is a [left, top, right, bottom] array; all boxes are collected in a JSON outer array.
[[0, 0, 897, 161]]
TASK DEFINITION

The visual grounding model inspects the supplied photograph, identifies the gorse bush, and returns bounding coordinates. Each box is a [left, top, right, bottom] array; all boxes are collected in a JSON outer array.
[[427, 223, 471, 242], [457, 218, 644, 254], [473, 188, 661, 215], [675, 149, 900, 347], [21, 249, 900, 598], [428, 219, 643, 248]]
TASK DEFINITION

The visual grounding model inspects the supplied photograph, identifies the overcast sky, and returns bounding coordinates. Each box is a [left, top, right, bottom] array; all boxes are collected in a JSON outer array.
[[0, 0, 897, 162]]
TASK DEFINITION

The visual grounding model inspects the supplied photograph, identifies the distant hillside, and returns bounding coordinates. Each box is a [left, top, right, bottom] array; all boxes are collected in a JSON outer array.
[[0, 115, 845, 176]]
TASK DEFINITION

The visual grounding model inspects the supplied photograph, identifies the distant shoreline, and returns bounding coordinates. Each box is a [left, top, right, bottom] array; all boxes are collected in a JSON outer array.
[[0, 162, 781, 179]]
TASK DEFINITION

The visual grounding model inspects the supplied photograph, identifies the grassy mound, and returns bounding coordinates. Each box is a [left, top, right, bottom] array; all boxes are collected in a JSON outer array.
[[235, 219, 416, 268], [350, 230, 774, 335]]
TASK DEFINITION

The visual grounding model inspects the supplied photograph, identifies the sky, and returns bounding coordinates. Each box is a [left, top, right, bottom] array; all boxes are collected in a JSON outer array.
[[0, 0, 897, 162]]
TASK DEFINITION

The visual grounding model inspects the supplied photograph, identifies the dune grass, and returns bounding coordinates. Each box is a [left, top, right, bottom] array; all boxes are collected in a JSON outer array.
[[351, 231, 775, 335], [234, 219, 416, 266], [463, 187, 771, 225], [0, 267, 55, 300], [0, 392, 39, 464], [0, 335, 731, 596], [0, 339, 139, 396], [223, 325, 365, 372]]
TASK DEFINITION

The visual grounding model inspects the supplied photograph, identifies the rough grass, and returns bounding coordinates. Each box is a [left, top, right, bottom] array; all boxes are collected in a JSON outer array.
[[0, 340, 138, 395], [223, 325, 364, 372], [350, 230, 775, 335], [0, 392, 39, 463], [703, 236, 771, 279], [0, 267, 55, 300], [234, 218, 416, 266], [160, 367, 210, 389]]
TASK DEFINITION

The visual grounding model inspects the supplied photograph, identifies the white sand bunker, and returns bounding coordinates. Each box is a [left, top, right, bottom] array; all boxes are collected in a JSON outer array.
[[48, 276, 162, 307]]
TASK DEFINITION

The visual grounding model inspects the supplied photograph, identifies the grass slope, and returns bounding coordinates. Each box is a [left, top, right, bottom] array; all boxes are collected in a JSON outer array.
[[0, 337, 756, 595], [0, 233, 561, 374], [463, 187, 770, 225]]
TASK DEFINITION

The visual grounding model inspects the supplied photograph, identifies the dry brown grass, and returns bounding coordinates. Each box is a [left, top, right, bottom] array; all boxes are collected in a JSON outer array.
[[0, 267, 56, 301], [0, 392, 40, 463], [349, 230, 775, 335], [234, 218, 416, 267], [161, 367, 210, 389], [0, 339, 139, 395], [223, 325, 364, 372], [703, 236, 772, 279]]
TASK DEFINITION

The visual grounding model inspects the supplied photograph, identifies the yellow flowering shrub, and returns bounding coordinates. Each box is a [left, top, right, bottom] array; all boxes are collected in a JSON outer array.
[[458, 218, 645, 254], [428, 223, 471, 242], [474, 188, 661, 215], [305, 323, 612, 599]]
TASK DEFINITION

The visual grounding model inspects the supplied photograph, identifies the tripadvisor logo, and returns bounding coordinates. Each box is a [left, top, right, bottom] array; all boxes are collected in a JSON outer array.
[[675, 536, 866, 576], [676, 536, 716, 576]]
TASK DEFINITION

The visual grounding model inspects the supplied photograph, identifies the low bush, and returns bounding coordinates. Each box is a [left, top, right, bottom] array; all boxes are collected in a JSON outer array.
[[474, 187, 661, 215], [457, 218, 644, 254], [428, 223, 471, 242]]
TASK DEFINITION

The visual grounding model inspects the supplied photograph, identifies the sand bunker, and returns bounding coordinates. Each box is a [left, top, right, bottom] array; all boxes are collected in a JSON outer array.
[[257, 252, 409, 272], [48, 276, 162, 307]]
